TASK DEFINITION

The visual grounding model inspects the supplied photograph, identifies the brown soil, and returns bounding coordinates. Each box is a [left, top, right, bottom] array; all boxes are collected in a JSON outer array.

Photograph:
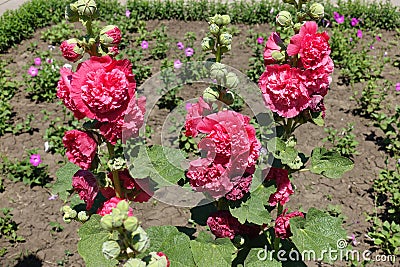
[[0, 19, 399, 266]]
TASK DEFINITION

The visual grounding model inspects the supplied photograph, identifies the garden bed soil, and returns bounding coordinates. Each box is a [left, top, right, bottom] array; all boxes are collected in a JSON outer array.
[[0, 19, 399, 266]]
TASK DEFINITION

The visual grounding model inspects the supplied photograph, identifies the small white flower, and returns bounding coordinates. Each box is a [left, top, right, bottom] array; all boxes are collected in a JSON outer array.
[[44, 141, 50, 152]]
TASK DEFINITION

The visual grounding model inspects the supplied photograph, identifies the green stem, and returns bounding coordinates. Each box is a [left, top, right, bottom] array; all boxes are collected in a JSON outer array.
[[273, 203, 284, 252], [107, 142, 123, 199]]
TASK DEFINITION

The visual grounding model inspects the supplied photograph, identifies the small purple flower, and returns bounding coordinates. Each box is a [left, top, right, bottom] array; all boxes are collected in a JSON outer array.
[[376, 35, 381, 41], [177, 42, 184, 50], [348, 234, 359, 246], [46, 58, 53, 64], [185, 103, 192, 111], [396, 82, 400, 92], [125, 9, 131, 18], [28, 66, 38, 77], [141, 40, 149, 49], [357, 29, 363, 38], [384, 51, 388, 57], [270, 8, 274, 14], [350, 18, 359, 27], [397, 158, 400, 164], [333, 12, 344, 24], [48, 194, 58, 200], [370, 45, 374, 50], [30, 154, 42, 167], [185, 47, 194, 57], [257, 37, 264, 44], [174, 59, 182, 69], [34, 57, 41, 66], [349, 37, 353, 42]]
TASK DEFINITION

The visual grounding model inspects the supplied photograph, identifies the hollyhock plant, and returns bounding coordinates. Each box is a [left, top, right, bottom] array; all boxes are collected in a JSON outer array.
[[274, 209, 304, 239], [72, 170, 99, 210], [63, 130, 97, 170], [69, 56, 136, 122]]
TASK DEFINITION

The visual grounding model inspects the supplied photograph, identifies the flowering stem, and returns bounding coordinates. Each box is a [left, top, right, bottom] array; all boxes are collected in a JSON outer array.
[[215, 33, 222, 63], [273, 203, 284, 252], [106, 142, 123, 199]]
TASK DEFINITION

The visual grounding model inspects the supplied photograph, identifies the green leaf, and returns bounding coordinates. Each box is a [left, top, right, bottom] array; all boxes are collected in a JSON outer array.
[[77, 215, 118, 267], [52, 162, 80, 201], [310, 111, 325, 126], [190, 232, 236, 267], [290, 208, 347, 263], [267, 137, 303, 170], [310, 147, 354, 178], [229, 182, 274, 225], [126, 145, 186, 187], [146, 226, 196, 267], [244, 248, 281, 267]]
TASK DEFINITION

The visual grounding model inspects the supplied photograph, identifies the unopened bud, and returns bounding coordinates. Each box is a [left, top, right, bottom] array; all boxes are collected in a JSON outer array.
[[219, 33, 232, 46], [77, 211, 89, 222], [209, 24, 220, 35], [65, 4, 79, 22], [210, 63, 227, 81], [225, 72, 239, 88], [276, 11, 293, 26], [102, 240, 121, 260], [221, 15, 231, 26], [203, 87, 220, 101], [99, 25, 122, 47], [212, 14, 224, 26], [60, 38, 84, 62], [131, 227, 150, 253], [271, 51, 286, 62], [116, 200, 130, 213], [309, 3, 324, 20], [201, 37, 215, 51], [124, 216, 139, 232], [124, 258, 147, 267], [75, 0, 98, 19], [100, 214, 114, 230], [147, 252, 170, 267]]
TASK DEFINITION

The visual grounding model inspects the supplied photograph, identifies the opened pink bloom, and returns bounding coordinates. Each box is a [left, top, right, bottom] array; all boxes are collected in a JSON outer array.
[[263, 32, 282, 66], [63, 130, 97, 170], [185, 97, 211, 137], [69, 56, 136, 122], [275, 208, 304, 239], [30, 154, 42, 166], [72, 170, 98, 210], [28, 66, 38, 77], [259, 64, 310, 118], [287, 21, 331, 70], [266, 167, 294, 206], [97, 197, 134, 216], [56, 67, 86, 120], [60, 38, 84, 62]]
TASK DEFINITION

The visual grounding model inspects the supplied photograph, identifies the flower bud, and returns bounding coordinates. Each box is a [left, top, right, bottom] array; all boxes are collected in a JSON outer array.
[[124, 258, 147, 267], [209, 24, 220, 35], [225, 72, 239, 88], [309, 3, 324, 20], [276, 11, 293, 27], [99, 25, 122, 47], [271, 50, 286, 62], [131, 227, 150, 253], [220, 91, 234, 105], [61, 205, 73, 213], [147, 252, 170, 267], [102, 240, 121, 260], [100, 214, 114, 230], [201, 37, 215, 51], [107, 157, 127, 172], [77, 211, 89, 222], [65, 4, 79, 22], [293, 22, 302, 32], [203, 87, 220, 101], [116, 199, 130, 213], [60, 38, 84, 62], [210, 63, 227, 81], [221, 15, 231, 26], [124, 216, 139, 232], [75, 0, 98, 19], [219, 33, 232, 46], [220, 44, 231, 53], [212, 14, 224, 26]]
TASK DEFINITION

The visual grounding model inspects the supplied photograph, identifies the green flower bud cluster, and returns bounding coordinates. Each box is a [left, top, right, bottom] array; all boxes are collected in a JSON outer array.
[[107, 157, 126, 172], [276, 11, 293, 27], [66, 0, 99, 22], [309, 3, 324, 20], [203, 14, 232, 55], [61, 206, 77, 223]]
